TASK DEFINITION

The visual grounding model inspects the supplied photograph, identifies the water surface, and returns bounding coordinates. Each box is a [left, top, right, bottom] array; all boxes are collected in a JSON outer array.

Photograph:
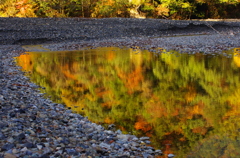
[[16, 47, 240, 157]]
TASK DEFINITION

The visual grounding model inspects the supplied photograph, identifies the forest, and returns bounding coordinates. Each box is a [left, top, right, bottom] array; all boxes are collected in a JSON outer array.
[[1, 0, 240, 19]]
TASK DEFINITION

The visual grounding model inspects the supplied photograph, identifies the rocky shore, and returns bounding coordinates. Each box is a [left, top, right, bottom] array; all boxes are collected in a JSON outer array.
[[0, 18, 240, 158]]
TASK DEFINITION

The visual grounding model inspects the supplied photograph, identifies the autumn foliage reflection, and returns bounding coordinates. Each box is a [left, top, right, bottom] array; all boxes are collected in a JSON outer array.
[[16, 47, 240, 157]]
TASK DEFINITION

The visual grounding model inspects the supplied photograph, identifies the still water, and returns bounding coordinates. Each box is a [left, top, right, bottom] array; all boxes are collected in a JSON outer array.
[[16, 47, 240, 157]]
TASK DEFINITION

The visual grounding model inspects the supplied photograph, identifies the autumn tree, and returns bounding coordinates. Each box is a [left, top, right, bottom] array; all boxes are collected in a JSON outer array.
[[0, 0, 36, 17], [0, 0, 240, 18], [91, 0, 130, 18]]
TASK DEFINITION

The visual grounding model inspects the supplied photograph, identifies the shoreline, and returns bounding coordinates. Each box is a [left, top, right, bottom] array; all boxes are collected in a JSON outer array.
[[1, 18, 240, 158], [0, 45, 163, 157]]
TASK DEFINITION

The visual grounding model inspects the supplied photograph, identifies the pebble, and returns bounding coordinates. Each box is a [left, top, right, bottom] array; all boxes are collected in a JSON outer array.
[[37, 145, 43, 150], [20, 147, 28, 152], [4, 153, 16, 158], [168, 153, 175, 157], [140, 137, 150, 141], [1, 144, 15, 151]]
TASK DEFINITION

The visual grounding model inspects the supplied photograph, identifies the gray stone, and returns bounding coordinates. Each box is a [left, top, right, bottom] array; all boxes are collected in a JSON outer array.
[[20, 147, 28, 152], [140, 137, 150, 141], [168, 154, 175, 157], [117, 134, 136, 141], [155, 149, 162, 154], [25, 150, 33, 155], [99, 142, 111, 149], [1, 143, 15, 151], [37, 145, 43, 150], [16, 133, 25, 140], [66, 149, 77, 155], [24, 143, 35, 148], [3, 153, 16, 158], [7, 138, 14, 143]]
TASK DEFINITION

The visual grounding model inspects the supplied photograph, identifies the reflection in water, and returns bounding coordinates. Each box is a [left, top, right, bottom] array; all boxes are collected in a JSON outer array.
[[16, 47, 240, 158]]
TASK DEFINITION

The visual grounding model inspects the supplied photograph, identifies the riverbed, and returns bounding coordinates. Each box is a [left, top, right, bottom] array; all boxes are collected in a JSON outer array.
[[0, 18, 240, 158]]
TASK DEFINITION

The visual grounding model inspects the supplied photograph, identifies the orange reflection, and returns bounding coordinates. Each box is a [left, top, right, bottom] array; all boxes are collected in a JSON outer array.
[[15, 47, 240, 158]]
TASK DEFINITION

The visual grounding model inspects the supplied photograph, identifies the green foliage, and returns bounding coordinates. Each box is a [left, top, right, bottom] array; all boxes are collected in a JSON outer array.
[[91, 0, 130, 18], [34, 0, 70, 17]]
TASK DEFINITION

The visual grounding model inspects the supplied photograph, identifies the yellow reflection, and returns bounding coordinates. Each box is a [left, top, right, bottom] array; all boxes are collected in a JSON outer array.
[[16, 47, 240, 158], [233, 48, 240, 67]]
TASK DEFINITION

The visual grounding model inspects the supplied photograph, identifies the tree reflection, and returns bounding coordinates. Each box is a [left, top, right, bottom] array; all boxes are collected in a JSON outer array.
[[16, 47, 240, 157]]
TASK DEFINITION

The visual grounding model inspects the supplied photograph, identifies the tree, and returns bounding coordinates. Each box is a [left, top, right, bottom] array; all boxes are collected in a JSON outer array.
[[0, 0, 36, 17], [91, 0, 130, 18]]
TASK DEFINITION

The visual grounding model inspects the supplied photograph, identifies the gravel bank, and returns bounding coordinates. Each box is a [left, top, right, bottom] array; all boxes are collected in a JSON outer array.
[[0, 18, 240, 158], [0, 17, 240, 46]]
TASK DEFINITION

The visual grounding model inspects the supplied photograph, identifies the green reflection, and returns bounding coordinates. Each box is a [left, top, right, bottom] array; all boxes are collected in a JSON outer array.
[[16, 47, 240, 157]]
